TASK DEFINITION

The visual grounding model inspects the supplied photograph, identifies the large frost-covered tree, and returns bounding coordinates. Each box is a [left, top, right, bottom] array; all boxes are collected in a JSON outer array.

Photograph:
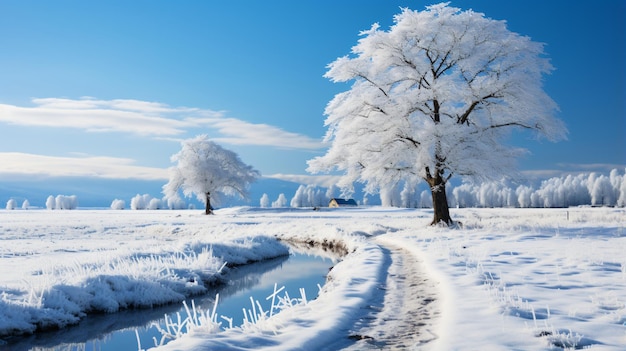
[[308, 3, 567, 225], [163, 135, 259, 215]]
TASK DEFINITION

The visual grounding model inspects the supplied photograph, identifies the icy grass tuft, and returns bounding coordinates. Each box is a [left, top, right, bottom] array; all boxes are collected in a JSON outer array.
[[148, 283, 313, 348], [147, 298, 222, 349]]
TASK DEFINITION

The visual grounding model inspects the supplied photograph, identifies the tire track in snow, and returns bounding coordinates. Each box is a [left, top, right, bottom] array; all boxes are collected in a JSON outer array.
[[343, 239, 440, 350]]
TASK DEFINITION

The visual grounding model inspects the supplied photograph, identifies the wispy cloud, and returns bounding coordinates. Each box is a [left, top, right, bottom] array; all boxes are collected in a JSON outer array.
[[206, 117, 324, 149], [0, 152, 169, 180], [0, 97, 324, 150], [0, 98, 195, 136]]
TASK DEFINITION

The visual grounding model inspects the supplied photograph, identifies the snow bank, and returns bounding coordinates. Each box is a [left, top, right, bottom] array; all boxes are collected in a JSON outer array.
[[153, 242, 386, 351], [0, 210, 289, 337]]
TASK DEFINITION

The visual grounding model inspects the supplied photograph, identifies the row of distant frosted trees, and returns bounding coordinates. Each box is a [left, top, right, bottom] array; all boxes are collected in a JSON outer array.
[[5, 195, 78, 210], [5, 169, 626, 210], [265, 169, 626, 209], [449, 169, 625, 208], [4, 194, 183, 210]]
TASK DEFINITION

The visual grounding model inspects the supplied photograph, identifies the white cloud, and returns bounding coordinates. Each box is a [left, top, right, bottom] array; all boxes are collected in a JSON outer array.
[[0, 98, 193, 136], [0, 97, 324, 150], [205, 117, 325, 150], [0, 152, 169, 180], [32, 97, 192, 114]]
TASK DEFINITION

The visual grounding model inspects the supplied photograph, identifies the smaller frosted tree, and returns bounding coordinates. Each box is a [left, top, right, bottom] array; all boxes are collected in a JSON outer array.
[[45, 195, 55, 210], [6, 199, 17, 210], [130, 194, 153, 210], [52, 195, 78, 210], [163, 135, 259, 215], [110, 199, 125, 210], [272, 193, 288, 208], [260, 193, 270, 208]]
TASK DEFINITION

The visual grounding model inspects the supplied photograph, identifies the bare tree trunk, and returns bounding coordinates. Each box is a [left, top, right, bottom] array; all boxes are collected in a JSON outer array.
[[426, 171, 453, 226], [427, 101, 453, 226], [205, 192, 213, 215]]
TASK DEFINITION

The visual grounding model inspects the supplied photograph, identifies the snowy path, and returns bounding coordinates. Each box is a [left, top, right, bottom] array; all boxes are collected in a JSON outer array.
[[343, 238, 440, 349]]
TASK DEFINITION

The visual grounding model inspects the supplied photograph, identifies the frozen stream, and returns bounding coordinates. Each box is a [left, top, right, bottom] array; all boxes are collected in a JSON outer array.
[[1, 250, 337, 351]]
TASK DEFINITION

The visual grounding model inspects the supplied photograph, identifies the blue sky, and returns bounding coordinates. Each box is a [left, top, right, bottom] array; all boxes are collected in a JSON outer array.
[[0, 1, 624, 205]]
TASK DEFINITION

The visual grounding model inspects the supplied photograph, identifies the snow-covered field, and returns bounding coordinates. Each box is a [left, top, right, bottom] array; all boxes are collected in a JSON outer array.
[[0, 207, 624, 350]]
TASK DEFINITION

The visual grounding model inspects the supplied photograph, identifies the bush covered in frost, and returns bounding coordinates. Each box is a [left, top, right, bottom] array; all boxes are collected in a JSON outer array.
[[260, 193, 270, 208], [130, 194, 163, 210], [5, 199, 17, 210], [272, 194, 288, 208], [45, 195, 78, 210], [166, 195, 187, 210], [110, 199, 125, 210]]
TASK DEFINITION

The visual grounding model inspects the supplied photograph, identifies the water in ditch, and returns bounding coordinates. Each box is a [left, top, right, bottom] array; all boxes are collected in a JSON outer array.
[[1, 249, 338, 351]]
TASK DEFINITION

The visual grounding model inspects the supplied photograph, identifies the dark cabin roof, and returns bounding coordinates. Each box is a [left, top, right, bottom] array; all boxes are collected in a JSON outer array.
[[330, 198, 357, 206]]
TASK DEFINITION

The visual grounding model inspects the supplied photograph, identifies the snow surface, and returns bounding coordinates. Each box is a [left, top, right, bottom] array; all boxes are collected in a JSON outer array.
[[0, 207, 624, 350]]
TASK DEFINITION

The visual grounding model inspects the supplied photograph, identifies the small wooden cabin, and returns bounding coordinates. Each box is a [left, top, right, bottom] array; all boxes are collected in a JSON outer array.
[[328, 198, 358, 208]]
